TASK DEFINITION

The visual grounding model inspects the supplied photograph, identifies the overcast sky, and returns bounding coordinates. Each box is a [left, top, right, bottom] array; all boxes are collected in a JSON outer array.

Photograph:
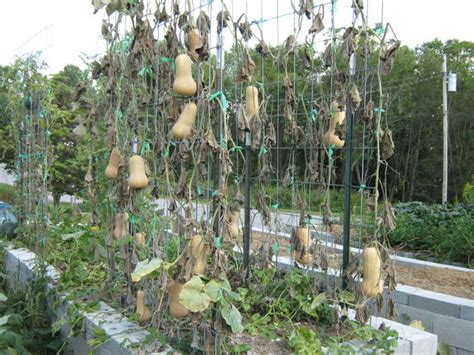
[[1, 0, 472, 74]]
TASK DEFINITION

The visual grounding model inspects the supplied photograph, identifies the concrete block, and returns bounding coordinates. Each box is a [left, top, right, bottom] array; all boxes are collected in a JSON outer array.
[[407, 330, 438, 355], [396, 304, 435, 332], [433, 314, 474, 352], [393, 339, 411, 355], [390, 289, 409, 305], [460, 305, 474, 321], [409, 293, 460, 318]]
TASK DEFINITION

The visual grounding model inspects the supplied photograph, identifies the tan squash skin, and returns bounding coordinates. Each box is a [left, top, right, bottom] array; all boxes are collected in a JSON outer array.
[[113, 212, 129, 240], [128, 155, 149, 189], [245, 86, 259, 125], [228, 211, 240, 239], [295, 226, 313, 265], [189, 235, 206, 274], [136, 290, 151, 322], [171, 102, 197, 139], [105, 147, 122, 179], [361, 247, 384, 297], [173, 54, 197, 96], [135, 232, 146, 245], [168, 281, 189, 318], [322, 102, 346, 148]]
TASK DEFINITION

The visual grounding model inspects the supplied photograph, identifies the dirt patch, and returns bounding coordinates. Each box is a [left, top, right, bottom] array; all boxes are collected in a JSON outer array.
[[251, 232, 474, 299], [228, 333, 289, 354]]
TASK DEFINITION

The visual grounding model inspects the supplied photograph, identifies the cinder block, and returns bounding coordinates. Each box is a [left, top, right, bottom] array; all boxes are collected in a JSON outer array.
[[390, 289, 409, 305], [396, 304, 435, 332], [393, 338, 411, 355], [407, 329, 438, 355], [433, 314, 474, 352], [409, 293, 460, 318], [460, 305, 474, 321], [456, 348, 474, 355]]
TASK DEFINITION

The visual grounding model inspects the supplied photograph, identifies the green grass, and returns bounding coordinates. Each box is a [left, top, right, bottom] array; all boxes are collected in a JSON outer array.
[[0, 183, 15, 203]]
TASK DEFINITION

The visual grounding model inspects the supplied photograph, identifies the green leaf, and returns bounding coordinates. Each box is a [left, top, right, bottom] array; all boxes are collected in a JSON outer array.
[[310, 293, 326, 309], [0, 293, 7, 302], [131, 257, 163, 282], [61, 230, 85, 241], [179, 276, 211, 312], [221, 304, 244, 333], [204, 280, 223, 302], [338, 290, 355, 303], [0, 315, 11, 326]]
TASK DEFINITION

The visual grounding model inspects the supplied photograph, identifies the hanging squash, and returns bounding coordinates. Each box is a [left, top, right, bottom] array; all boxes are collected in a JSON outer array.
[[361, 247, 384, 297], [113, 212, 129, 240], [105, 147, 122, 179], [171, 102, 197, 139], [135, 232, 146, 245], [128, 155, 149, 189], [136, 290, 151, 322], [322, 101, 346, 148], [294, 226, 313, 265], [227, 210, 240, 239], [189, 235, 206, 274], [168, 281, 189, 318], [245, 85, 259, 125], [173, 54, 197, 96]]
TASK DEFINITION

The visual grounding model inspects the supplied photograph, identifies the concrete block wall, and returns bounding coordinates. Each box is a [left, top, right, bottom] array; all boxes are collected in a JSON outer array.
[[385, 285, 474, 354], [4, 247, 172, 355]]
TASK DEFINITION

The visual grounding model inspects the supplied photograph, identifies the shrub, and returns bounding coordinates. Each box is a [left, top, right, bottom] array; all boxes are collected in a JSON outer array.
[[389, 202, 474, 267]]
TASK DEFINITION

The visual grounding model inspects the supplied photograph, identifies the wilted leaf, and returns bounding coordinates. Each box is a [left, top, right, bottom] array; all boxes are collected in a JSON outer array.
[[131, 257, 163, 282], [61, 230, 85, 241], [221, 304, 244, 333], [204, 280, 223, 302], [409, 320, 425, 331], [179, 275, 211, 312]]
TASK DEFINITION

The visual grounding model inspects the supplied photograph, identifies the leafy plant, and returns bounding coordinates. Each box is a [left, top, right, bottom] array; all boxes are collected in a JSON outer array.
[[389, 202, 474, 266], [288, 326, 322, 355]]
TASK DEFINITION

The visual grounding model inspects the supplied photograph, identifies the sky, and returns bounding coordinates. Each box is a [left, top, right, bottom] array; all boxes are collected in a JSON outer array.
[[0, 0, 472, 74]]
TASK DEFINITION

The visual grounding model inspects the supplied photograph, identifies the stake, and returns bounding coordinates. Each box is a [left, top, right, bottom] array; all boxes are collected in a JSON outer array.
[[442, 54, 448, 204], [342, 53, 356, 290], [243, 131, 251, 281], [213, 21, 224, 240]]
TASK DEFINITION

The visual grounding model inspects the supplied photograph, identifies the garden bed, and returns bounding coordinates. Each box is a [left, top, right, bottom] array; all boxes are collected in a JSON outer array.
[[3, 243, 440, 354], [251, 231, 474, 299]]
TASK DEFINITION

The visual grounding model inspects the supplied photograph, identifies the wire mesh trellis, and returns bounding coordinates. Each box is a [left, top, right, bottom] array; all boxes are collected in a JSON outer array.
[[4, 0, 400, 351]]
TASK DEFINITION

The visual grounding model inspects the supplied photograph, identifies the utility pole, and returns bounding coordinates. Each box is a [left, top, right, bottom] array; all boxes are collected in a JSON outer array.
[[442, 54, 448, 204]]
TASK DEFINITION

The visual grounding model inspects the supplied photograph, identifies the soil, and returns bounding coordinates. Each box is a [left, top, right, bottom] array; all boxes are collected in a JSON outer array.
[[251, 232, 474, 299]]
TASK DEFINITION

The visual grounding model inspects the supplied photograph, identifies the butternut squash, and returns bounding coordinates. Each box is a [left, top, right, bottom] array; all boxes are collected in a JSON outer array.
[[361, 247, 384, 297], [113, 212, 129, 240], [227, 211, 240, 239], [105, 147, 122, 179], [167, 281, 189, 318], [294, 226, 313, 265], [173, 54, 197, 96], [189, 235, 206, 274], [135, 232, 146, 245], [322, 101, 346, 148], [245, 85, 259, 125], [136, 290, 151, 322], [128, 155, 149, 189], [171, 102, 197, 139]]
